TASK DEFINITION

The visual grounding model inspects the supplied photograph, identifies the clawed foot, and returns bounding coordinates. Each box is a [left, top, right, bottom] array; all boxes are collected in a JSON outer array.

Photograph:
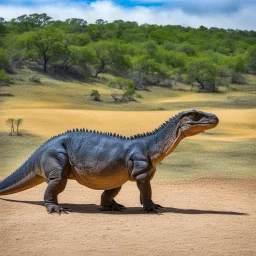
[[143, 203, 164, 213], [101, 199, 126, 212], [47, 204, 72, 214]]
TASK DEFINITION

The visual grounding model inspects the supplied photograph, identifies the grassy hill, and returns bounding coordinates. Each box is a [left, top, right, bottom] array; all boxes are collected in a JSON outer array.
[[0, 69, 256, 181]]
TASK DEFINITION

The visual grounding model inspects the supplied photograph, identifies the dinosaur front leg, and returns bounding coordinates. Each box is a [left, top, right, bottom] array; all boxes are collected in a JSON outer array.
[[100, 186, 126, 212], [131, 160, 163, 213], [137, 181, 163, 213]]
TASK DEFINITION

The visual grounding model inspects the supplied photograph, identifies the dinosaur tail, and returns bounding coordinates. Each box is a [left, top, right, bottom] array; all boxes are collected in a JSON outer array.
[[0, 153, 44, 196]]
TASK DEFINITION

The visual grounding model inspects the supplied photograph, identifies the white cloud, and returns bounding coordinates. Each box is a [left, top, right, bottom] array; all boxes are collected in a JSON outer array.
[[0, 0, 255, 30]]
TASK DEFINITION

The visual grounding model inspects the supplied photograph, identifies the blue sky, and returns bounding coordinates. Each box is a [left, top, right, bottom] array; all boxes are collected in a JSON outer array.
[[0, 0, 255, 30]]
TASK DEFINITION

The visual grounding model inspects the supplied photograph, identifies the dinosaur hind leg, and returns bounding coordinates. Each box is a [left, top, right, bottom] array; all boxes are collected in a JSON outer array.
[[100, 186, 126, 212], [41, 151, 71, 214]]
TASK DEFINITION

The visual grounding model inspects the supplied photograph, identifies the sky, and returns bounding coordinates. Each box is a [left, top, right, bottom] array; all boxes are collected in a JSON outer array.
[[0, 0, 255, 30]]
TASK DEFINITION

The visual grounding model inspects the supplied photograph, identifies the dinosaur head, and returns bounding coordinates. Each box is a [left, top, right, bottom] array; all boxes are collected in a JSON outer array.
[[179, 110, 219, 137]]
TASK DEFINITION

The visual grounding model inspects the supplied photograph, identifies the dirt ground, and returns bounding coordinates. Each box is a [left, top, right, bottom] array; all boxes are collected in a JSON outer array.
[[0, 178, 255, 256]]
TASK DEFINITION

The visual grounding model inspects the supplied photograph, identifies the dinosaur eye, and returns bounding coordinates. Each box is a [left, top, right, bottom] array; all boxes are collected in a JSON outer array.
[[190, 113, 197, 119], [190, 113, 201, 121]]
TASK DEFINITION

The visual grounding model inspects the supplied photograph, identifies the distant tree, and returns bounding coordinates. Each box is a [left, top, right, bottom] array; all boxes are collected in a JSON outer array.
[[0, 48, 11, 71], [186, 60, 217, 91], [0, 69, 10, 86], [215, 66, 232, 87], [10, 13, 52, 32], [95, 19, 108, 25], [68, 45, 95, 69], [68, 33, 91, 46], [0, 17, 7, 43], [14, 118, 23, 134], [234, 56, 246, 73], [6, 118, 15, 135], [29, 13, 52, 28], [18, 26, 67, 72], [91, 41, 131, 77], [90, 89, 100, 101], [65, 18, 87, 33], [246, 45, 256, 74]]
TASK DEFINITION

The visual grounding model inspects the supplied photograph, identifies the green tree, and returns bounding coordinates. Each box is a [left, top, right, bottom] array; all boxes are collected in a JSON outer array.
[[0, 17, 7, 45], [0, 69, 10, 85], [18, 26, 67, 72], [0, 48, 11, 71], [65, 18, 87, 33], [10, 13, 52, 32], [67, 45, 95, 71], [91, 41, 131, 77], [246, 45, 256, 74], [234, 56, 246, 72], [186, 59, 217, 91]]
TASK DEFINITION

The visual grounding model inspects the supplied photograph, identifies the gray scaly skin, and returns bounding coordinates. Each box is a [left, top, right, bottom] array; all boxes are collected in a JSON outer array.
[[0, 110, 219, 214]]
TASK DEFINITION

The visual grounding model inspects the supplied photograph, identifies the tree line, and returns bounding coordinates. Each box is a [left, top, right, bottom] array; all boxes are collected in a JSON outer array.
[[0, 13, 256, 91]]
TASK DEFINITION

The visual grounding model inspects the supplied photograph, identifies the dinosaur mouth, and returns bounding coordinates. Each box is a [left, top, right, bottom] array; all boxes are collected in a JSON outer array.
[[188, 121, 219, 125]]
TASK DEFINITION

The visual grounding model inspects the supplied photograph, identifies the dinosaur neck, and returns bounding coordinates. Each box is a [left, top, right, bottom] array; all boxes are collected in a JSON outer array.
[[148, 116, 185, 166]]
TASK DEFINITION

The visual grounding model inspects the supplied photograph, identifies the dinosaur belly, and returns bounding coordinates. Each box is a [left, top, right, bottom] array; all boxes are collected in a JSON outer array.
[[71, 165, 130, 190]]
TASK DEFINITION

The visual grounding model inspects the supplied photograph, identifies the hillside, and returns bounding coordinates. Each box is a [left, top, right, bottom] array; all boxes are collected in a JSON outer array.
[[0, 69, 255, 180]]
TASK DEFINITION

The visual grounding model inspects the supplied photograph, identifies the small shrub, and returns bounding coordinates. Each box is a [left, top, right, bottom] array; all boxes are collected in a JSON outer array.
[[123, 87, 136, 102], [0, 48, 11, 71], [231, 71, 246, 84], [29, 75, 41, 83], [90, 89, 101, 101], [108, 77, 134, 90], [0, 70, 10, 86]]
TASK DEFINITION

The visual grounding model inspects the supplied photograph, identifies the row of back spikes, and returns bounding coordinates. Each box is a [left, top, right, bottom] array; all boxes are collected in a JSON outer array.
[[64, 128, 155, 139], [62, 117, 176, 140]]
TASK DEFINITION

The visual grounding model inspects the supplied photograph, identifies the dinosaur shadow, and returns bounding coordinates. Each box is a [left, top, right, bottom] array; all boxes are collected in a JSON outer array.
[[0, 198, 248, 216]]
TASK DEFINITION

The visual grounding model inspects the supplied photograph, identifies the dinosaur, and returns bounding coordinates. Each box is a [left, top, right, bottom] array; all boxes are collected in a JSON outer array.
[[0, 110, 219, 214]]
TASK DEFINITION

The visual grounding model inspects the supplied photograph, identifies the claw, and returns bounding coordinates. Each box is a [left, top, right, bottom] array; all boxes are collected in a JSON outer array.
[[101, 200, 126, 212], [63, 208, 72, 212], [113, 200, 126, 209], [144, 203, 164, 214], [47, 204, 72, 214]]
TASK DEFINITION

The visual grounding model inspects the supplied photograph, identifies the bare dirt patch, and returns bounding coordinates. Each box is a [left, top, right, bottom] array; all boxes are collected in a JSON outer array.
[[0, 178, 255, 256]]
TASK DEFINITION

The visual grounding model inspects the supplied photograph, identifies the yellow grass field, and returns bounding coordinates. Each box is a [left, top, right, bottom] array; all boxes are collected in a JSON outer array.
[[0, 70, 255, 255]]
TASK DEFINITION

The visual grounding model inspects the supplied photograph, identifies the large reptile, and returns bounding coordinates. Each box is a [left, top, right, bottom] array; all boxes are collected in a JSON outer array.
[[0, 110, 218, 213]]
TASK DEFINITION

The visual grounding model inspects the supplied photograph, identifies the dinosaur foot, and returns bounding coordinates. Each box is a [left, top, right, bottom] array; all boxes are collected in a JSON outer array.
[[47, 204, 72, 214], [112, 199, 126, 210], [100, 200, 126, 212], [143, 203, 164, 214]]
